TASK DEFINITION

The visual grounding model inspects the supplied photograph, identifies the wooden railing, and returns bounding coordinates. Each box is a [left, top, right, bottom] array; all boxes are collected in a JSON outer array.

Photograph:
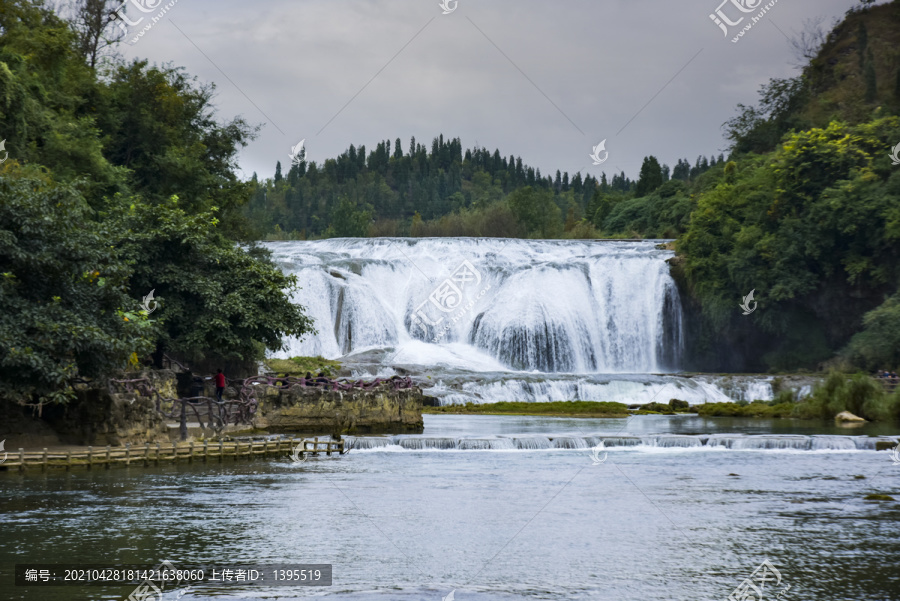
[[878, 377, 898, 394]]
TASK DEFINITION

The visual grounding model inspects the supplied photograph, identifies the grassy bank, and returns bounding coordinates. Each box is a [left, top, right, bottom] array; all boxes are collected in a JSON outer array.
[[264, 356, 341, 377], [424, 401, 629, 418]]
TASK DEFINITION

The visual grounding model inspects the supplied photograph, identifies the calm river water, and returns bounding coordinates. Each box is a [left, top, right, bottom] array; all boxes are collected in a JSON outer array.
[[2, 415, 899, 601]]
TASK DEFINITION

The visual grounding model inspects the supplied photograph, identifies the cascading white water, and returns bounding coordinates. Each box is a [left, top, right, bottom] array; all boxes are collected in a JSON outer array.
[[267, 238, 683, 374]]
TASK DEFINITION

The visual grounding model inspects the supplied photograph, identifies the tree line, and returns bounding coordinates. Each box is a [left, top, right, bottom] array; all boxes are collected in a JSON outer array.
[[246, 136, 724, 239]]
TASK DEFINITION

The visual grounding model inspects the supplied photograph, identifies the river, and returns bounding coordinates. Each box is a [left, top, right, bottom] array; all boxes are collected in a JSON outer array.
[[2, 239, 898, 600], [2, 415, 899, 600]]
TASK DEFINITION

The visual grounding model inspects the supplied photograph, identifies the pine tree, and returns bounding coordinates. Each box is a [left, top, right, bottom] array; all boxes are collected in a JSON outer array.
[[635, 156, 663, 197], [858, 22, 868, 69], [864, 49, 877, 102], [894, 67, 900, 101], [274, 160, 282, 183]]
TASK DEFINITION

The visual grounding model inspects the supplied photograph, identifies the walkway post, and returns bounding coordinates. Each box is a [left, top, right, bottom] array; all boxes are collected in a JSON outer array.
[[180, 400, 188, 441]]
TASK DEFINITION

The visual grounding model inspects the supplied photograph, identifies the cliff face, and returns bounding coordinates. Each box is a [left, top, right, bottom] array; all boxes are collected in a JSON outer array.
[[253, 384, 425, 435]]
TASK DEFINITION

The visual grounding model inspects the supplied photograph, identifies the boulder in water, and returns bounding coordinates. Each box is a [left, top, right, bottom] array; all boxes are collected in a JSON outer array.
[[834, 411, 866, 423], [668, 399, 690, 411]]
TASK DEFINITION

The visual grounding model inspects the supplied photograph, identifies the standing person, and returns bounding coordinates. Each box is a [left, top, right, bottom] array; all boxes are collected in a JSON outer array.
[[215, 369, 226, 402]]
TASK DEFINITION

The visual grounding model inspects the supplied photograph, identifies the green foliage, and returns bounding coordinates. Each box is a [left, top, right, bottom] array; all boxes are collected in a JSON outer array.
[[0, 174, 153, 405], [265, 355, 341, 377], [724, 76, 810, 155], [635, 156, 664, 197], [857, 22, 868, 69], [696, 401, 796, 418], [244, 135, 604, 239], [864, 49, 877, 103], [601, 180, 693, 238], [794, 371, 894, 420], [324, 198, 372, 238], [108, 197, 315, 362], [842, 292, 900, 370], [681, 118, 900, 370], [506, 186, 562, 237], [96, 60, 258, 237], [697, 374, 899, 421], [0, 2, 313, 403], [407, 202, 523, 237]]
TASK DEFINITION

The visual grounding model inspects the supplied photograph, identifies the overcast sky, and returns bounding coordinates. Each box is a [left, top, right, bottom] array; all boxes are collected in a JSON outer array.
[[119, 0, 876, 182]]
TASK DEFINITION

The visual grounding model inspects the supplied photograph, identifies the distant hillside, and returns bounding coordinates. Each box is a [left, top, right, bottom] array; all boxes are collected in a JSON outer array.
[[727, 0, 900, 154]]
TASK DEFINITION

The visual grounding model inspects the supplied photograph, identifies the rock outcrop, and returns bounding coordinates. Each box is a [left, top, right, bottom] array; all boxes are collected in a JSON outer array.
[[253, 382, 425, 435], [1, 370, 174, 447], [835, 411, 867, 423]]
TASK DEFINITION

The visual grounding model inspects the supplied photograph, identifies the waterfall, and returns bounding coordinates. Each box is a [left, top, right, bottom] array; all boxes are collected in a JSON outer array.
[[268, 238, 683, 374]]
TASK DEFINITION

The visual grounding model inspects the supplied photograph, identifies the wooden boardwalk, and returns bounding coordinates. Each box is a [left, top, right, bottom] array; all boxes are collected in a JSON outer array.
[[0, 437, 344, 473]]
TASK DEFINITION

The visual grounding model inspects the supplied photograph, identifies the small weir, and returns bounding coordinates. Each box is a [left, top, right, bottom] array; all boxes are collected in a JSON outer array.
[[346, 434, 899, 452]]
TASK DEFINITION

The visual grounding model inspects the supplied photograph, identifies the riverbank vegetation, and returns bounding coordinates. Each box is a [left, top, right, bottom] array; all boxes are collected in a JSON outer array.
[[423, 400, 629, 418], [0, 1, 313, 407], [698, 372, 900, 422]]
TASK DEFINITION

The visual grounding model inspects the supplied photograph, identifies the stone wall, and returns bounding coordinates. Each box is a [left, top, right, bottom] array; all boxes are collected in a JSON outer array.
[[252, 383, 425, 435]]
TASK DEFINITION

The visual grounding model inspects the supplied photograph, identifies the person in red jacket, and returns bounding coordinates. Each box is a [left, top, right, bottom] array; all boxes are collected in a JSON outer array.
[[214, 369, 226, 402]]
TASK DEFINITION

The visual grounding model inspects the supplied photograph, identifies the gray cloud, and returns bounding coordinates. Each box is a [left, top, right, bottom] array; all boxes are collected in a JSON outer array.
[[122, 0, 868, 181]]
